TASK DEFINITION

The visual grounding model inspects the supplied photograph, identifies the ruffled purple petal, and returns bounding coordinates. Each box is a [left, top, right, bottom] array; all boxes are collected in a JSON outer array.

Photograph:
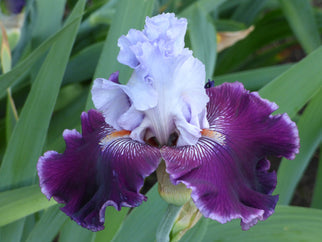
[[37, 109, 161, 231], [161, 82, 299, 230]]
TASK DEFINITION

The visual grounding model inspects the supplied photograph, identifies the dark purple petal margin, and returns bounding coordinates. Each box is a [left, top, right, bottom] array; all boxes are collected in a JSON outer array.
[[161, 82, 299, 230], [37, 109, 161, 231]]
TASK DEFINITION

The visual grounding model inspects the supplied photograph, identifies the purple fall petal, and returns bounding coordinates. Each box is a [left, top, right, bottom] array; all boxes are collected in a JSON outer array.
[[37, 110, 161, 231], [161, 82, 299, 230]]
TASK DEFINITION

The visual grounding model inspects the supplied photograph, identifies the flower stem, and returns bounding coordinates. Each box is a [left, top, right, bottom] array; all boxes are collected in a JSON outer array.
[[156, 204, 182, 242]]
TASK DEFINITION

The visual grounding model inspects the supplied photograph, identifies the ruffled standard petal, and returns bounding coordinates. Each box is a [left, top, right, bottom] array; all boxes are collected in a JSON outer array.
[[117, 13, 187, 68], [128, 46, 209, 145], [37, 110, 161, 231], [161, 82, 299, 230], [94, 14, 209, 146], [91, 72, 145, 131], [143, 13, 187, 56]]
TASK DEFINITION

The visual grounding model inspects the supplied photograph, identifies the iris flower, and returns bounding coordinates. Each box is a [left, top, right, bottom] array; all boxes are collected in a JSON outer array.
[[37, 13, 299, 232]]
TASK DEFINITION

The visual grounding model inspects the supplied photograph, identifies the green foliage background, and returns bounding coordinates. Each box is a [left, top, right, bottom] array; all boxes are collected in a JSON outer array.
[[0, 0, 321, 241]]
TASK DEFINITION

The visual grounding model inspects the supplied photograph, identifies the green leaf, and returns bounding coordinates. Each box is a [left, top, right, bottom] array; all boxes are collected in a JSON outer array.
[[44, 85, 88, 153], [182, 206, 322, 241], [86, 0, 117, 26], [63, 42, 103, 85], [113, 185, 168, 242], [0, 31, 12, 73], [32, 0, 66, 46], [259, 46, 322, 118], [180, 217, 208, 242], [215, 10, 293, 75], [182, 4, 217, 78], [214, 64, 292, 91], [0, 118, 6, 160], [231, 0, 267, 25], [0, 17, 83, 98], [0, 221, 25, 242], [0, 0, 86, 190], [0, 25, 18, 145], [59, 220, 94, 242], [182, 0, 226, 15], [0, 185, 56, 227], [214, 19, 247, 32], [93, 208, 129, 242], [5, 88, 18, 144], [26, 205, 67, 242], [279, 0, 321, 54], [22, 216, 36, 242], [240, 41, 294, 70], [276, 88, 322, 205], [311, 146, 322, 209]]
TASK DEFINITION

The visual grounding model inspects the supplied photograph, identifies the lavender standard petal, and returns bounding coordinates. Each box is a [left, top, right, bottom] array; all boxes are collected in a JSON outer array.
[[93, 13, 209, 146], [37, 110, 161, 231], [161, 82, 299, 230], [92, 72, 145, 131]]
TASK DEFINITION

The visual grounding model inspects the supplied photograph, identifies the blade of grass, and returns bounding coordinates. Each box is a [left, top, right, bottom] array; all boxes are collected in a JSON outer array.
[[215, 10, 293, 75], [276, 88, 322, 205], [93, 208, 129, 242], [0, 2, 85, 239], [0, 0, 86, 191], [28, 0, 67, 84], [0, 19, 22, 242], [259, 46, 322, 118], [180, 217, 208, 242], [0, 221, 24, 242], [112, 185, 168, 242], [63, 42, 103, 85], [311, 146, 322, 209], [59, 220, 94, 242], [0, 24, 19, 144], [5, 89, 18, 144], [181, 0, 226, 15], [26, 205, 67, 242], [214, 64, 292, 91], [21, 216, 36, 242], [182, 4, 217, 78], [44, 86, 88, 153], [183, 206, 322, 241], [0, 185, 56, 227], [0, 17, 82, 98], [231, 0, 267, 25], [279, 0, 321, 54], [32, 0, 66, 46]]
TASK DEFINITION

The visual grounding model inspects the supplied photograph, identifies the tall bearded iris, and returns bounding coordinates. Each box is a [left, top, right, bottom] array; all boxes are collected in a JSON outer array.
[[37, 13, 299, 232]]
